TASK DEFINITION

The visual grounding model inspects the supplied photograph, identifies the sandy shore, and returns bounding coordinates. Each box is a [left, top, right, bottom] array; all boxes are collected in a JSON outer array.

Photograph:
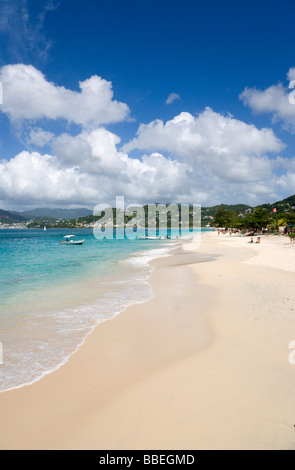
[[0, 231, 295, 450]]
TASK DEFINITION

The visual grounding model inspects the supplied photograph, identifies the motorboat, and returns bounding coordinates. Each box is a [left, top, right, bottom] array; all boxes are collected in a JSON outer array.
[[60, 235, 85, 245]]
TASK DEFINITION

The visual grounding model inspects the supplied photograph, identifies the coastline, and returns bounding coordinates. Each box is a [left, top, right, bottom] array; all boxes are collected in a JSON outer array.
[[0, 231, 179, 393], [0, 231, 295, 449]]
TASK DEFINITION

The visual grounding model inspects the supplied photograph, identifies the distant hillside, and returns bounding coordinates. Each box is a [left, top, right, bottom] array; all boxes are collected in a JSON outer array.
[[258, 195, 295, 214], [0, 209, 28, 224], [16, 207, 93, 220], [3, 195, 295, 227], [200, 196, 295, 225], [202, 203, 253, 217]]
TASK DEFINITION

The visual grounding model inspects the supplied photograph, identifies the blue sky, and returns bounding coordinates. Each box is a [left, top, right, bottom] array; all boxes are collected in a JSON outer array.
[[1, 0, 295, 209]]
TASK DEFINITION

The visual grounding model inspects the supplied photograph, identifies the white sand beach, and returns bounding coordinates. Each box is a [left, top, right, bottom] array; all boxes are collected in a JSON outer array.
[[0, 231, 295, 450]]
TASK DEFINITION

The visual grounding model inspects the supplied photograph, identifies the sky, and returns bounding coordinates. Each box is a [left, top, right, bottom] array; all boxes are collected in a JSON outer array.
[[1, 0, 295, 209]]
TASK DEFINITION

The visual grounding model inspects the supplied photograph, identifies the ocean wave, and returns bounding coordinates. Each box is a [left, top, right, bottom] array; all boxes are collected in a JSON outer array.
[[0, 243, 174, 392]]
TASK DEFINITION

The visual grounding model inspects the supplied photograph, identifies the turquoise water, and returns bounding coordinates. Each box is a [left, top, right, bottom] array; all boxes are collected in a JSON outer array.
[[0, 228, 178, 391]]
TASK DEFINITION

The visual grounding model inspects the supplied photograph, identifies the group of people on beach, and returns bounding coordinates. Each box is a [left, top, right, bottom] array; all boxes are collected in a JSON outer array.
[[217, 229, 237, 236], [216, 229, 261, 244], [248, 237, 260, 244]]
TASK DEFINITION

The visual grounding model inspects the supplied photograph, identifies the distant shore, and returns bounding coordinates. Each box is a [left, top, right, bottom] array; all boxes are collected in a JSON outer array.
[[0, 231, 294, 450]]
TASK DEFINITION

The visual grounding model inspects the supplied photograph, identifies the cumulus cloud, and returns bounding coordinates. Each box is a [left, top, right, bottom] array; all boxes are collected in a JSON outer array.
[[52, 128, 125, 175], [118, 108, 291, 205], [0, 64, 130, 126], [166, 92, 181, 105], [0, 112, 290, 209], [0, 151, 99, 206], [0, 129, 190, 208], [123, 108, 283, 172], [0, 66, 292, 209], [240, 68, 295, 131], [51, 128, 190, 201]]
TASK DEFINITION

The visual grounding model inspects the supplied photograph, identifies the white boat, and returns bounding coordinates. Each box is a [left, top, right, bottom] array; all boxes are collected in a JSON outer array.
[[60, 235, 85, 245]]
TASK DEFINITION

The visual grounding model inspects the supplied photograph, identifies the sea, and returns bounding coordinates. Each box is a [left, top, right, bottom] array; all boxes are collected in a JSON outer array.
[[0, 227, 192, 392]]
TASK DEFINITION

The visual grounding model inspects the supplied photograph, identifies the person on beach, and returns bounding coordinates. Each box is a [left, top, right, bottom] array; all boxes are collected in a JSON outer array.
[[248, 237, 254, 243], [256, 237, 261, 244]]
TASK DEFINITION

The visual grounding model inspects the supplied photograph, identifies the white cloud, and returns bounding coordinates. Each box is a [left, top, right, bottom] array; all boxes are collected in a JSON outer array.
[[0, 129, 190, 208], [52, 128, 124, 174], [123, 108, 283, 171], [166, 92, 181, 105], [51, 128, 190, 200], [0, 64, 130, 126], [119, 108, 290, 205], [0, 74, 292, 209], [27, 128, 55, 147], [240, 68, 295, 131], [0, 151, 99, 206], [0, 116, 290, 209]]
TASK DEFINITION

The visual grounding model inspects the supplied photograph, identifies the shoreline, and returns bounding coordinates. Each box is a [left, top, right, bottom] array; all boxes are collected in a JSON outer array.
[[0, 237, 180, 393], [0, 231, 295, 449], [0, 243, 175, 394]]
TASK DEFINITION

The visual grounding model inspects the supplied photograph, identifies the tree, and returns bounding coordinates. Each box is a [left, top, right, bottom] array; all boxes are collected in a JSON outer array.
[[286, 213, 295, 225], [213, 205, 238, 228], [238, 207, 272, 231], [252, 207, 272, 230]]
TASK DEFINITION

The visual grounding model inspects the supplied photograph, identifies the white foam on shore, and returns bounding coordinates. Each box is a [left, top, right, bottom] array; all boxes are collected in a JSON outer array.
[[126, 247, 173, 268], [0, 243, 178, 393]]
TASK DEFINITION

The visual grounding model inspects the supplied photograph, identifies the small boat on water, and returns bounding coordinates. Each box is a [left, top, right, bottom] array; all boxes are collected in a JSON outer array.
[[60, 235, 85, 245]]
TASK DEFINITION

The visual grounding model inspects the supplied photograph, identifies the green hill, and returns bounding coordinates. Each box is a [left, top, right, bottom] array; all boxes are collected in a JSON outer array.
[[202, 203, 253, 217], [3, 195, 295, 228], [258, 195, 295, 214], [0, 209, 28, 224], [15, 207, 93, 220]]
